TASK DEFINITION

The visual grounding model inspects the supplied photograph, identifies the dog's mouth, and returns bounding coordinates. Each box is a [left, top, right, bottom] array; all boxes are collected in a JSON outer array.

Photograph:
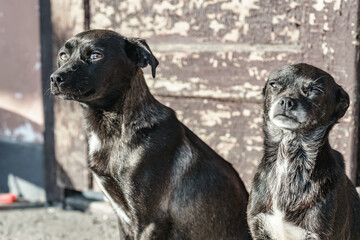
[[274, 114, 297, 122], [52, 85, 96, 101], [271, 114, 301, 129]]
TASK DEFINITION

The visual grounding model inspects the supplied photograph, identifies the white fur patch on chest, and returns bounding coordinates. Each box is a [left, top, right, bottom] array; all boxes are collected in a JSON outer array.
[[88, 131, 101, 155], [262, 206, 307, 240], [93, 174, 131, 224]]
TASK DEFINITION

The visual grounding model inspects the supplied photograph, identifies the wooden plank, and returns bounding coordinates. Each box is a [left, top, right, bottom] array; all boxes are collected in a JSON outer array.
[[51, 0, 90, 191], [143, 51, 300, 101], [40, 0, 62, 202], [89, 0, 302, 45]]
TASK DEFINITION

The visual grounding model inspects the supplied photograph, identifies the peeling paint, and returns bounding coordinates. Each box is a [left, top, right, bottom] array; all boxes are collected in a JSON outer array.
[[209, 19, 225, 34], [221, 0, 259, 34], [217, 134, 237, 158], [243, 109, 251, 116], [223, 29, 239, 42], [313, 0, 325, 11], [200, 109, 231, 127], [321, 41, 334, 57], [249, 52, 264, 61], [309, 13, 316, 25], [289, 2, 300, 9], [148, 74, 191, 92], [272, 14, 286, 24], [278, 26, 299, 43], [323, 22, 330, 31], [247, 67, 269, 81], [333, 0, 342, 11], [245, 145, 262, 152]]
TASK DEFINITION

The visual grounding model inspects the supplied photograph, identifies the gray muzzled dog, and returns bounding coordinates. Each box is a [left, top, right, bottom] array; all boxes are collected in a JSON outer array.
[[50, 29, 250, 240], [247, 63, 360, 240]]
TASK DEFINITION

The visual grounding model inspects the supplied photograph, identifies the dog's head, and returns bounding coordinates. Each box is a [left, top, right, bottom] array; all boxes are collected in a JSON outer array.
[[50, 29, 158, 103], [263, 63, 349, 131]]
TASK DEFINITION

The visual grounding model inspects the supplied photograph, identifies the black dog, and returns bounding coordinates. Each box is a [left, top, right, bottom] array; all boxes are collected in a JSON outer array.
[[247, 63, 360, 240], [50, 29, 250, 240]]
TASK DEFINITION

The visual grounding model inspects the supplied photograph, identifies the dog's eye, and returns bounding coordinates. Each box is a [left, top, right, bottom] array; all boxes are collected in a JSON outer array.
[[310, 87, 323, 95], [305, 87, 323, 96], [59, 53, 69, 61], [269, 82, 280, 89], [89, 52, 103, 61]]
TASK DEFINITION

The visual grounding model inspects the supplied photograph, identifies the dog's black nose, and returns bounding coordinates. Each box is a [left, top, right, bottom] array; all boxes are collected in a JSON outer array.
[[50, 73, 64, 86], [279, 97, 295, 110]]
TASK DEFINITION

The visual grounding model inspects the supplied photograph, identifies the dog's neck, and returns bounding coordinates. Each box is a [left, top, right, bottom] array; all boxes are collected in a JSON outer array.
[[262, 120, 342, 212], [83, 69, 166, 138], [263, 122, 331, 169]]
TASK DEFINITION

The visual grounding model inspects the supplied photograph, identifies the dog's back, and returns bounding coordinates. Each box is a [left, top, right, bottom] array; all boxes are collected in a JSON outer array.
[[157, 123, 250, 239]]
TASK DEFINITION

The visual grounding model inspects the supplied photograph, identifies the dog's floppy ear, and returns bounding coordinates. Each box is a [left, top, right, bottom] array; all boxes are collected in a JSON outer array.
[[334, 86, 349, 119], [125, 38, 159, 78]]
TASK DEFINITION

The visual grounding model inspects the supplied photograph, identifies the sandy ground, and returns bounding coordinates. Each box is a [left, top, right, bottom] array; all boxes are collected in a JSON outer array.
[[0, 206, 119, 240]]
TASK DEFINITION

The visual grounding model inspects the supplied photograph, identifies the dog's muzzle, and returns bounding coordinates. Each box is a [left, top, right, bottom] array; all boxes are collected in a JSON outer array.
[[269, 97, 307, 129], [50, 71, 96, 100]]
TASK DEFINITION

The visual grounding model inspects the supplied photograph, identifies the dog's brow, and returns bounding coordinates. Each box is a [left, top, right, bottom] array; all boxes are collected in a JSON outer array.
[[313, 75, 327, 83], [64, 39, 78, 50], [64, 41, 73, 50]]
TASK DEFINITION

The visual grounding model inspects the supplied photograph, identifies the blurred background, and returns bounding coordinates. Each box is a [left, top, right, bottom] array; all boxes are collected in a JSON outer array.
[[0, 0, 359, 211]]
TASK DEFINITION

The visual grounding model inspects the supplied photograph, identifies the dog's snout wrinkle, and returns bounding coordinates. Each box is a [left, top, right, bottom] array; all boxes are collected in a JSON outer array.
[[279, 97, 295, 111]]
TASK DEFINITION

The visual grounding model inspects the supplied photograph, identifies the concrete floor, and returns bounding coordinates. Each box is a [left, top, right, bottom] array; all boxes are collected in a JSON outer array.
[[0, 206, 119, 240]]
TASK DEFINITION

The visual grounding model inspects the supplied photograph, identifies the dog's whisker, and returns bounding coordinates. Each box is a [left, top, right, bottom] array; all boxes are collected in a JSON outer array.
[[313, 75, 328, 83], [44, 88, 52, 96]]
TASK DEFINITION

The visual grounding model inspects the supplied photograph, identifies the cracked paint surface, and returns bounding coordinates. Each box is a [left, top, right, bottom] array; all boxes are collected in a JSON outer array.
[[90, 0, 302, 44]]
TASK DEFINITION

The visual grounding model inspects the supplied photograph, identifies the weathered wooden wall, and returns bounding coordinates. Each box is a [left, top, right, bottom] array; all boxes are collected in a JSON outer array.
[[50, 0, 360, 192], [51, 0, 91, 191]]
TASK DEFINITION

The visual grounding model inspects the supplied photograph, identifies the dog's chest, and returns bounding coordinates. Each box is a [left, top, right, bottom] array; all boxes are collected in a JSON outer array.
[[263, 162, 311, 240], [260, 207, 309, 240], [261, 141, 317, 240]]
